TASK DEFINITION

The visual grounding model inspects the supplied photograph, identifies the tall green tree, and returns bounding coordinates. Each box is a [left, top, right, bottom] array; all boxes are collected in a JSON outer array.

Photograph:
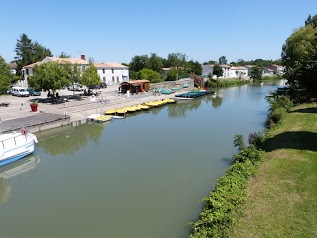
[[33, 42, 52, 62], [29, 62, 69, 92], [146, 53, 163, 72], [14, 33, 52, 75], [0, 56, 13, 93], [218, 56, 227, 65], [14, 34, 34, 74], [186, 60, 202, 75], [81, 63, 101, 86], [129, 55, 149, 72], [305, 14, 317, 27], [167, 53, 187, 69], [203, 60, 217, 65], [166, 69, 178, 81], [64, 62, 82, 89], [251, 66, 263, 80], [139, 68, 161, 82], [58, 52, 71, 58], [282, 14, 317, 97], [213, 64, 223, 79]]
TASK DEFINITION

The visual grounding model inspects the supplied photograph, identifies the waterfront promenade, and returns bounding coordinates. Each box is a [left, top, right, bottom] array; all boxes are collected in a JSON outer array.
[[0, 85, 187, 133]]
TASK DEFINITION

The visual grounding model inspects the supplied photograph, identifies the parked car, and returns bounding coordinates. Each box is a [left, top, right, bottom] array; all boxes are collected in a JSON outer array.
[[87, 83, 107, 89], [11, 86, 30, 97], [27, 87, 41, 96], [68, 83, 85, 91]]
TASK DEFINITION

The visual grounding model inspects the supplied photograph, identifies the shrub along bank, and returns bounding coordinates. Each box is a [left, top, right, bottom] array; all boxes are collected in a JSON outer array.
[[229, 102, 317, 238], [189, 135, 265, 237], [188, 93, 312, 237], [205, 79, 250, 88]]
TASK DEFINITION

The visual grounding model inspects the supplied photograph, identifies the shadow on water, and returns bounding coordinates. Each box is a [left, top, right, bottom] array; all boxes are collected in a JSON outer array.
[[222, 157, 234, 165], [264, 131, 317, 152]]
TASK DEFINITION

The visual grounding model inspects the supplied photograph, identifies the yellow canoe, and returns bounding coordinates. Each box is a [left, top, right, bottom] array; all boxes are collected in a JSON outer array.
[[145, 101, 159, 107], [116, 108, 127, 114], [162, 98, 176, 104], [154, 100, 165, 106], [137, 104, 150, 110], [95, 115, 112, 122], [125, 106, 138, 112], [105, 108, 118, 115]]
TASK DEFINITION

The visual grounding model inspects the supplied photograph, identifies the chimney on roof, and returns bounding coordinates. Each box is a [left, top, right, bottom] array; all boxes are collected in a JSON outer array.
[[81, 55, 86, 60]]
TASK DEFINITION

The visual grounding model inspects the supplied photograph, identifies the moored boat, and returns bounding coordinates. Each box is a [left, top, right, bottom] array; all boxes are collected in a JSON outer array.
[[0, 129, 38, 167], [116, 108, 127, 115], [105, 109, 118, 115], [137, 104, 150, 110], [94, 115, 112, 122], [87, 114, 102, 121]]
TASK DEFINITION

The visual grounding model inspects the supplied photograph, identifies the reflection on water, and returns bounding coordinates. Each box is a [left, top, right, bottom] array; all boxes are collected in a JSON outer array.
[[0, 155, 40, 204], [37, 123, 104, 155], [0, 80, 286, 238]]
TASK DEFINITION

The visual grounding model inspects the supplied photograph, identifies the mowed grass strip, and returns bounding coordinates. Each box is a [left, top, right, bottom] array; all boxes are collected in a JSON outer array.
[[229, 103, 317, 238]]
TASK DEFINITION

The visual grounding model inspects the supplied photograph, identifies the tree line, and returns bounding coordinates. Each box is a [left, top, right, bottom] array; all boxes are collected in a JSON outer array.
[[282, 14, 317, 100], [0, 31, 287, 93]]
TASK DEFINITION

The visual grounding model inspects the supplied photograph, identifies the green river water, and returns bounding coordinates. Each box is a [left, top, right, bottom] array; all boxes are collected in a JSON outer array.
[[0, 80, 285, 238]]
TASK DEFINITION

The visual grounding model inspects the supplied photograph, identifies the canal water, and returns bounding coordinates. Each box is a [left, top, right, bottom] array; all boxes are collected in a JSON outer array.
[[0, 81, 285, 238]]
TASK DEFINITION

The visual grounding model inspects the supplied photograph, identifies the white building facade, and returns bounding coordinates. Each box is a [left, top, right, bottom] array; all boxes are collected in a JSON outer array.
[[94, 62, 129, 86], [22, 55, 129, 87], [230, 66, 248, 78], [202, 64, 232, 78]]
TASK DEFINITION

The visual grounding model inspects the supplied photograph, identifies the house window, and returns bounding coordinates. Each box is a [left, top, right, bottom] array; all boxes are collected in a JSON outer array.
[[116, 76, 119, 83], [112, 76, 115, 82], [103, 77, 106, 83], [102, 69, 105, 74], [112, 69, 114, 73], [26, 69, 29, 75]]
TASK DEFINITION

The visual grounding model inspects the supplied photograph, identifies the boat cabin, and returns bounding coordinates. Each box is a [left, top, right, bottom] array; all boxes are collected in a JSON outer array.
[[119, 80, 150, 94]]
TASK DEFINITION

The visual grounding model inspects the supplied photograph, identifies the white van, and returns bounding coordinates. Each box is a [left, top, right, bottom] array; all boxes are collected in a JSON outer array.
[[11, 87, 30, 97]]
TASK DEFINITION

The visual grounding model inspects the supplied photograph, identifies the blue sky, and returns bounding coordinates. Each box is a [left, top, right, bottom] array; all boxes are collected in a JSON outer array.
[[1, 0, 316, 64]]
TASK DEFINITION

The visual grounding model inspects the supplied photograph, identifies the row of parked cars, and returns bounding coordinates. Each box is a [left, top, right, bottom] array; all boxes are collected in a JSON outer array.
[[8, 86, 41, 97], [8, 82, 108, 97], [67, 83, 107, 91]]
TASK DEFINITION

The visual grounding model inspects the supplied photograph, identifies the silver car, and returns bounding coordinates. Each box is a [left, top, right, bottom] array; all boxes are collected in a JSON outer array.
[[11, 87, 30, 97], [68, 83, 85, 91]]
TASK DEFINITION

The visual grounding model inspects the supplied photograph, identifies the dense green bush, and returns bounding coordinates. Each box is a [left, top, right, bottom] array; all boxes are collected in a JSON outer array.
[[189, 160, 259, 238], [266, 94, 294, 127], [189, 134, 264, 238], [248, 131, 267, 148], [233, 145, 264, 164], [266, 107, 286, 126], [267, 94, 294, 112], [204, 79, 250, 88], [261, 74, 283, 81]]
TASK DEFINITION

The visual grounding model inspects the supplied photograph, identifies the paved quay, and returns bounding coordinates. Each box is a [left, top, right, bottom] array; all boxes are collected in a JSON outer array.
[[0, 85, 189, 133]]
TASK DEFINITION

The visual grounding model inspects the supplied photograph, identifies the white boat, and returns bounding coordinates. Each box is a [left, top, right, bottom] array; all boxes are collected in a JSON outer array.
[[87, 114, 102, 121], [0, 130, 38, 167], [112, 115, 125, 119]]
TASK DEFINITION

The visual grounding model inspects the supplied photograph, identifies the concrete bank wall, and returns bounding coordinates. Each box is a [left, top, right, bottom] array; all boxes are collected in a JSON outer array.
[[150, 78, 194, 90]]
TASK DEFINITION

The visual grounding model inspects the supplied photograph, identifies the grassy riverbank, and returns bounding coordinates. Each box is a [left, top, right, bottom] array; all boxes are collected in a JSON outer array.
[[229, 103, 317, 237]]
